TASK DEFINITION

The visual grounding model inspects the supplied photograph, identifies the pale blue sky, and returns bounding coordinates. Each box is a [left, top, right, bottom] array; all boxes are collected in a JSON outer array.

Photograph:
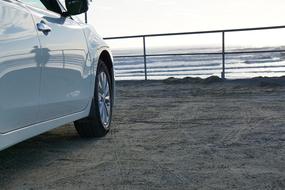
[[83, 0, 285, 48]]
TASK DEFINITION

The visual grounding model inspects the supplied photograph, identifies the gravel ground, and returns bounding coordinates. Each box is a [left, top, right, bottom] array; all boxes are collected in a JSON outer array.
[[0, 77, 285, 190]]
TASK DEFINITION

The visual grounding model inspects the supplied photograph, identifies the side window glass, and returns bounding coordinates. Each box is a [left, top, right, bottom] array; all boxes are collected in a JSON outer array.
[[21, 0, 48, 10]]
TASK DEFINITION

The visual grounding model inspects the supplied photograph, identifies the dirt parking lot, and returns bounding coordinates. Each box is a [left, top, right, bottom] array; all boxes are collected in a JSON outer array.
[[0, 77, 285, 190]]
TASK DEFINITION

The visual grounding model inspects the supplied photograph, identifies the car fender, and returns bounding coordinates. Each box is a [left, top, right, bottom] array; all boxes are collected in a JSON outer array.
[[80, 23, 114, 107]]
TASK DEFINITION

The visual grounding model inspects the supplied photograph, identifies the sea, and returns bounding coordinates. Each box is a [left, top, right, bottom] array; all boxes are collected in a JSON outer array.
[[111, 46, 285, 80]]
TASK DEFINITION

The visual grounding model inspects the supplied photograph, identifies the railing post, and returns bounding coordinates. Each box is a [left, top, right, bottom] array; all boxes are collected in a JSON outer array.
[[221, 32, 226, 79], [143, 36, 148, 80]]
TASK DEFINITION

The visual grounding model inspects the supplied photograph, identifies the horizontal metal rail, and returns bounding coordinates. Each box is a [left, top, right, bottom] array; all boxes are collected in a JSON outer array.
[[112, 49, 285, 58], [103, 25, 285, 80], [104, 25, 285, 40]]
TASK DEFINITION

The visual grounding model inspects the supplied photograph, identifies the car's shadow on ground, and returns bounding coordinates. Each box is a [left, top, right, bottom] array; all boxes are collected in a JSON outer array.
[[0, 123, 100, 185]]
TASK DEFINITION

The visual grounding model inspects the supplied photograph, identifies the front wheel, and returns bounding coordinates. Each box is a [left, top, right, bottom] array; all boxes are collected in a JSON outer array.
[[74, 60, 113, 137]]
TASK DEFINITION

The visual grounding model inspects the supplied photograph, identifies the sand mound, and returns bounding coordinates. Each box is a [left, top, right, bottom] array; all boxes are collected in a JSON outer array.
[[164, 76, 285, 88]]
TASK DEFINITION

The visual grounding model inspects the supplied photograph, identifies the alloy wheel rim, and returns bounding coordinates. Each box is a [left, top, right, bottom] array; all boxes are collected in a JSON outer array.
[[98, 71, 111, 128]]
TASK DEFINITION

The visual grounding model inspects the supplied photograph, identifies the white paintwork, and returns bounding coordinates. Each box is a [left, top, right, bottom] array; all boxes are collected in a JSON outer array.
[[28, 6, 92, 121], [0, 0, 113, 151], [0, 0, 42, 133]]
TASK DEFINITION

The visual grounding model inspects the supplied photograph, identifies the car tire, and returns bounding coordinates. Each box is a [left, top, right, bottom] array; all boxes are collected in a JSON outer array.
[[74, 60, 113, 137]]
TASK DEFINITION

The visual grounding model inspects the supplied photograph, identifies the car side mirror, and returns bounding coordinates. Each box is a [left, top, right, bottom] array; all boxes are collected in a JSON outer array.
[[65, 0, 89, 16]]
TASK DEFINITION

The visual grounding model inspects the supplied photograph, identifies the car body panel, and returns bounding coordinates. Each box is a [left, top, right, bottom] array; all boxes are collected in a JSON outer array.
[[0, 0, 113, 151], [0, 105, 90, 151], [27, 5, 93, 121], [0, 0, 41, 133]]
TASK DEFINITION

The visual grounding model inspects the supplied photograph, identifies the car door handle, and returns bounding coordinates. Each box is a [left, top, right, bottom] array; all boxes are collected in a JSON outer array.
[[37, 21, 51, 33]]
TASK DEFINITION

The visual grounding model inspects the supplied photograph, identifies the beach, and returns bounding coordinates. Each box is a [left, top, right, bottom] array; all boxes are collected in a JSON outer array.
[[0, 77, 285, 189]]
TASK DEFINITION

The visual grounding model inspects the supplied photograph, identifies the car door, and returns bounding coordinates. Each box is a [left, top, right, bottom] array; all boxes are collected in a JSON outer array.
[[0, 0, 41, 133], [23, 1, 92, 121]]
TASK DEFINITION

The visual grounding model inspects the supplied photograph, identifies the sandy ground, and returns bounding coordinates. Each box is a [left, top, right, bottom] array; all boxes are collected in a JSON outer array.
[[0, 76, 285, 190]]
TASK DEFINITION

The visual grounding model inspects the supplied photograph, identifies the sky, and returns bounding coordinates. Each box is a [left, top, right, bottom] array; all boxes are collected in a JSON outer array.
[[82, 0, 285, 49]]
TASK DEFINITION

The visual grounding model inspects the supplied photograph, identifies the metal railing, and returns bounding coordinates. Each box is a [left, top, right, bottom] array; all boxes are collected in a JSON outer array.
[[104, 25, 285, 80]]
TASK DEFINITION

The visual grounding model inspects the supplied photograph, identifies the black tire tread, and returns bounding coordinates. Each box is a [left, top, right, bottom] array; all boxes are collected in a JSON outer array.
[[74, 60, 112, 138]]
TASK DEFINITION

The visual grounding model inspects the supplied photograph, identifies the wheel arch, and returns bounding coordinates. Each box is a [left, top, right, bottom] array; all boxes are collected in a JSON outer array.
[[99, 50, 114, 82], [98, 49, 115, 104]]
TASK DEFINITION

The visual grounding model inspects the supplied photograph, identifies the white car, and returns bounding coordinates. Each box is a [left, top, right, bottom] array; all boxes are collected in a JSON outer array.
[[0, 0, 114, 151]]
